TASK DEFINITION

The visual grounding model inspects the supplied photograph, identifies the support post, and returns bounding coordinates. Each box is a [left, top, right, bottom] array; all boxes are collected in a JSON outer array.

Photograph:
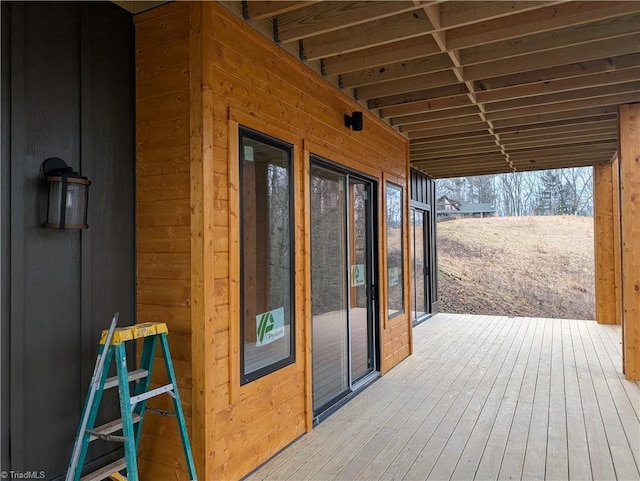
[[619, 103, 640, 381], [593, 159, 621, 325]]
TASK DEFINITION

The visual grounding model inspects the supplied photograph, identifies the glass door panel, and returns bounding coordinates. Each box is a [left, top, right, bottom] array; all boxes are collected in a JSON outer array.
[[349, 179, 373, 382], [310, 164, 349, 410], [411, 208, 429, 323]]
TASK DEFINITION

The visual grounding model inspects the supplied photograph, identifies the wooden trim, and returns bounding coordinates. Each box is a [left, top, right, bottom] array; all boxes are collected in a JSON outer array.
[[228, 119, 240, 405], [302, 149, 313, 433], [188, 3, 206, 478]]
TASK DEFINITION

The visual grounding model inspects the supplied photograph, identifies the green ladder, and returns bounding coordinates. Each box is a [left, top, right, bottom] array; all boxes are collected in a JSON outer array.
[[65, 313, 197, 481]]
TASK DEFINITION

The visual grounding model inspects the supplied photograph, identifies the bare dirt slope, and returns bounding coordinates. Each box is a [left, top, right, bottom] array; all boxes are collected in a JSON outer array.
[[437, 216, 594, 320]]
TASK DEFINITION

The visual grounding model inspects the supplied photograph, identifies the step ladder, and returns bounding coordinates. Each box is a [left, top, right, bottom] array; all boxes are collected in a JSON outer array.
[[65, 313, 198, 481]]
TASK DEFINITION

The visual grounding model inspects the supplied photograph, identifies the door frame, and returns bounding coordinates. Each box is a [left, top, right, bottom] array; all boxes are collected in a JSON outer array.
[[309, 155, 380, 422], [410, 201, 433, 326]]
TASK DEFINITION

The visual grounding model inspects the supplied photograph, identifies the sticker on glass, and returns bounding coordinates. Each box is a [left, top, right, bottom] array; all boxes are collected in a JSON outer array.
[[256, 306, 285, 347], [351, 264, 365, 287]]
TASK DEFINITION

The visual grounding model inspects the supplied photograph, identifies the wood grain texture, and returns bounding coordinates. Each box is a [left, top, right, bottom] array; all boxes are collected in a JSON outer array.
[[593, 160, 620, 324], [135, 2, 410, 479], [619, 103, 640, 381], [248, 314, 640, 481], [134, 2, 194, 478]]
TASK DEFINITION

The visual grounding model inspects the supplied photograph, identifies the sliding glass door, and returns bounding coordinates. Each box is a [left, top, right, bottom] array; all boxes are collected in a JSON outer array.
[[310, 159, 377, 416], [410, 208, 430, 324]]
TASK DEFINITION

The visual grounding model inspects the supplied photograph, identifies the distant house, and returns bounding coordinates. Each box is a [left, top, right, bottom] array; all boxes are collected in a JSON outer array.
[[436, 195, 497, 221]]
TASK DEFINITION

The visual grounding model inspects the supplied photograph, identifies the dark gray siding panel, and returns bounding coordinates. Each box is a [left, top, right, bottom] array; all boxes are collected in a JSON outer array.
[[1, 0, 11, 471], [2, 2, 134, 477], [410, 169, 439, 315]]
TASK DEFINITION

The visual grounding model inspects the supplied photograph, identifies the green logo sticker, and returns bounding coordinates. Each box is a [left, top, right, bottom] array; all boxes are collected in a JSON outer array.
[[257, 312, 275, 344], [255, 307, 285, 346]]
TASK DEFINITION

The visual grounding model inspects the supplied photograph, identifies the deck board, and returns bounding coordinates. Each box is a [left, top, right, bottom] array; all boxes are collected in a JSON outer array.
[[246, 314, 640, 481]]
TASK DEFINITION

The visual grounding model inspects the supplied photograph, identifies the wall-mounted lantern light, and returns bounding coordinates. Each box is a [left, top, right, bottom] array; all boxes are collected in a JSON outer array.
[[344, 111, 363, 131], [42, 157, 91, 229]]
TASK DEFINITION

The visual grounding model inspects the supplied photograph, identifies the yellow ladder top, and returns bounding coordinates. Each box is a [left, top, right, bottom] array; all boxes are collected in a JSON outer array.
[[99, 322, 168, 345]]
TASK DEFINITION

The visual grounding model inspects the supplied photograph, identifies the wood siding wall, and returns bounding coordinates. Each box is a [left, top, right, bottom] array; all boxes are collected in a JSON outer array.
[[135, 2, 411, 479], [134, 3, 195, 479], [1, 2, 135, 476]]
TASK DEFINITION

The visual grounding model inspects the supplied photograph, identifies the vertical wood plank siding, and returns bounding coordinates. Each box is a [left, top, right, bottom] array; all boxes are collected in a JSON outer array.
[[135, 2, 411, 478], [135, 3, 193, 478], [619, 103, 640, 381]]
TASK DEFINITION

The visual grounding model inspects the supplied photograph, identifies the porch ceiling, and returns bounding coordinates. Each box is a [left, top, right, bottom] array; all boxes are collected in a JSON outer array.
[[243, 1, 640, 178]]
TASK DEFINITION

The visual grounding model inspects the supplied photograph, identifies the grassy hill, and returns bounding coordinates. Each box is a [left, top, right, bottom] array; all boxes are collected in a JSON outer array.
[[437, 216, 595, 320]]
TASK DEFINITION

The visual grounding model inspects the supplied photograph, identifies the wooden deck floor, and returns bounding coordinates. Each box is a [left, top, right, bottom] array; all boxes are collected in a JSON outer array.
[[246, 314, 640, 481]]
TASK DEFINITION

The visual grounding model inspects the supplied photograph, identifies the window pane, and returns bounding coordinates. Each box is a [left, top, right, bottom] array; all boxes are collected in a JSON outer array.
[[386, 182, 404, 317], [241, 130, 294, 382]]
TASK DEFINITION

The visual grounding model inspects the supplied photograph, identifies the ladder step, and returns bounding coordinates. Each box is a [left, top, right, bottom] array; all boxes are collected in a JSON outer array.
[[87, 413, 141, 442], [130, 383, 174, 405], [104, 368, 148, 390], [79, 457, 126, 481]]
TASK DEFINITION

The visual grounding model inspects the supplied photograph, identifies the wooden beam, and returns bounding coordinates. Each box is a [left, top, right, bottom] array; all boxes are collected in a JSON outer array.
[[594, 160, 621, 325], [356, 69, 458, 100], [501, 124, 618, 146], [486, 92, 640, 123], [461, 13, 640, 66], [494, 99, 636, 129], [509, 148, 617, 164], [301, 10, 434, 60], [410, 135, 496, 151], [447, 1, 640, 50], [619, 103, 640, 380], [439, 1, 562, 29], [400, 113, 483, 133], [484, 81, 640, 114], [510, 155, 609, 171], [411, 144, 502, 161], [412, 151, 507, 166], [340, 53, 453, 88], [276, 1, 427, 43], [412, 140, 499, 157], [244, 1, 319, 21], [380, 94, 472, 118], [508, 139, 616, 156], [494, 111, 619, 133], [322, 35, 440, 75], [390, 104, 480, 126], [369, 83, 468, 110], [505, 132, 617, 151], [498, 119, 618, 140], [408, 121, 490, 140], [475, 53, 640, 91], [465, 34, 640, 81], [476, 67, 640, 104], [410, 128, 491, 145]]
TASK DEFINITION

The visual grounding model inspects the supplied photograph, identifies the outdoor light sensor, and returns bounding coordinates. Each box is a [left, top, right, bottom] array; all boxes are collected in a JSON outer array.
[[42, 157, 91, 229], [345, 111, 363, 131]]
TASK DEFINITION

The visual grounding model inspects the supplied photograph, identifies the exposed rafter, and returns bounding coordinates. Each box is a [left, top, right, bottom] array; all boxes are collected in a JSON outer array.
[[238, 1, 640, 178]]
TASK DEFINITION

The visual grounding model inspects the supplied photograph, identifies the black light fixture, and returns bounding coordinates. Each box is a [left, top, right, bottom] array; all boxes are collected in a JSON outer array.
[[344, 111, 363, 131], [42, 157, 91, 229]]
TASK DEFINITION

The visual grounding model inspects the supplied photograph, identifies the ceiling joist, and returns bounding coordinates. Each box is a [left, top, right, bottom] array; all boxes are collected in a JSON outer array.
[[240, 1, 639, 177]]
